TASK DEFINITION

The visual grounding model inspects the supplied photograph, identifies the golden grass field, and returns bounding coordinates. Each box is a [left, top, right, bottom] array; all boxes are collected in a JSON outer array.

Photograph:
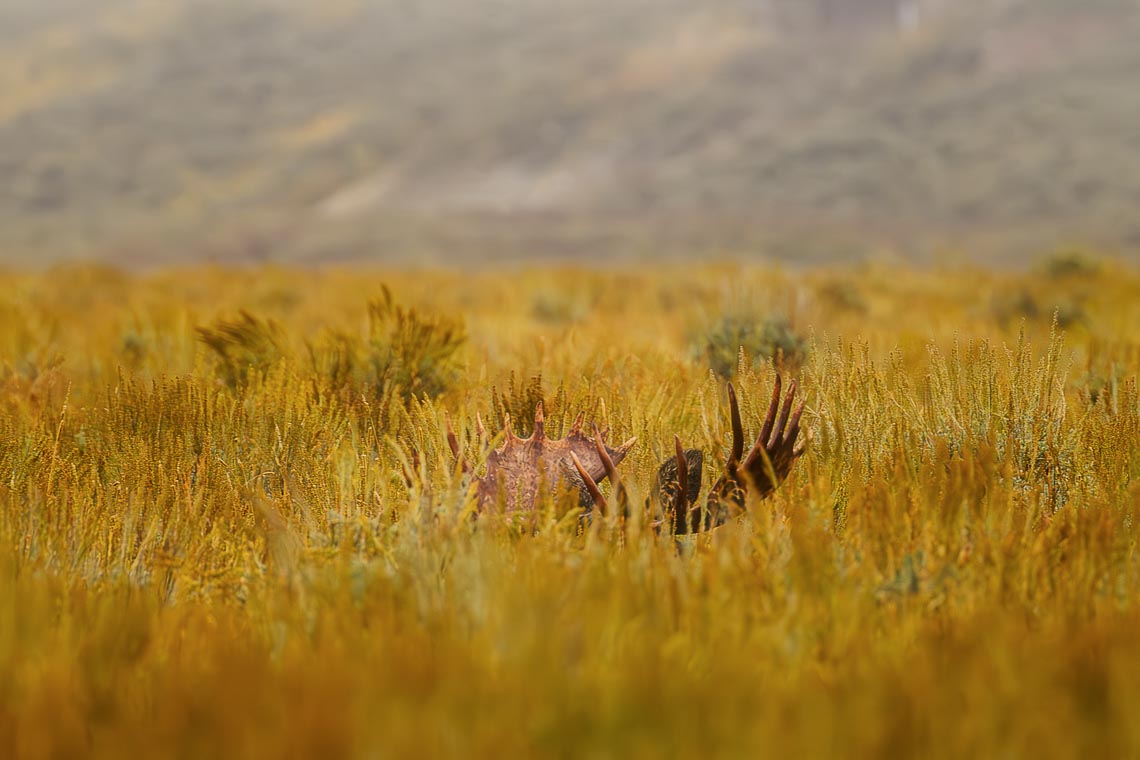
[[2, 257, 1140, 758]]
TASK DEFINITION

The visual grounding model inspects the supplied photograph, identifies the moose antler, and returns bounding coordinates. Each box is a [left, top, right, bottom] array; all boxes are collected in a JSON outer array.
[[444, 403, 636, 512], [436, 377, 804, 533], [657, 377, 805, 533], [564, 376, 804, 532]]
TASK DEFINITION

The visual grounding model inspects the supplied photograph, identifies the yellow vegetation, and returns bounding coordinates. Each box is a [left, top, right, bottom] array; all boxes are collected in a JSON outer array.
[[1, 259, 1139, 757]]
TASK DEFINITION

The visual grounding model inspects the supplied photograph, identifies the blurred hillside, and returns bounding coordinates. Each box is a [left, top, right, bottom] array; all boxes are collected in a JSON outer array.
[[1, 0, 1138, 265]]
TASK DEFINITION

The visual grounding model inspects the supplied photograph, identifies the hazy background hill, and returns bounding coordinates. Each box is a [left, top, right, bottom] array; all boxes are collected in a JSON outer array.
[[1, 0, 1139, 266]]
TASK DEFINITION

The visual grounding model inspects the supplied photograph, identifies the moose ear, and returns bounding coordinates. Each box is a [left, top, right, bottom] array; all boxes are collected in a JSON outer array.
[[653, 448, 703, 513]]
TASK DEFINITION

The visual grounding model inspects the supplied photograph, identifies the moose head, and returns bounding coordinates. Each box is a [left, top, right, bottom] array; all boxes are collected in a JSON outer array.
[[440, 376, 805, 534]]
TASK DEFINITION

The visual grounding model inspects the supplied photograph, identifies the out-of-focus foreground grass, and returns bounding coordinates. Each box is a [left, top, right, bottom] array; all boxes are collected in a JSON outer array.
[[2, 257, 1140, 758]]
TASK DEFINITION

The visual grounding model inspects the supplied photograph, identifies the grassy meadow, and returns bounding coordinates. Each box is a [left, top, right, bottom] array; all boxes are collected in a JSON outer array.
[[2, 257, 1140, 757]]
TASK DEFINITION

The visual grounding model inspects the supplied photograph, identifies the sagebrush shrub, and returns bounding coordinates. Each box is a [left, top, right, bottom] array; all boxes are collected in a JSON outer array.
[[197, 310, 284, 390], [700, 314, 808, 378]]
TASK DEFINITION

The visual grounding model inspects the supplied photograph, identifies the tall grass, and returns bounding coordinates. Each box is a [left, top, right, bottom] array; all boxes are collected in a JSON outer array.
[[1, 261, 1140, 757]]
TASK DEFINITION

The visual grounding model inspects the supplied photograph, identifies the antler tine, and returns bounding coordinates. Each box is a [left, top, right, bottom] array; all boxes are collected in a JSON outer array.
[[673, 434, 689, 515], [746, 374, 783, 468], [792, 435, 808, 460], [590, 423, 622, 486], [727, 383, 744, 464], [475, 412, 486, 439], [571, 452, 608, 514], [783, 398, 805, 449], [444, 412, 470, 473], [401, 448, 421, 488], [767, 380, 797, 450], [503, 411, 520, 443], [533, 402, 545, 441], [571, 411, 585, 435]]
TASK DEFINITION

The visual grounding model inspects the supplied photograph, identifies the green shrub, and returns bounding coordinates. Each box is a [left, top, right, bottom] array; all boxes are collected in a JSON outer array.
[[818, 279, 868, 313], [531, 289, 591, 326], [1042, 249, 1102, 278], [197, 310, 285, 390], [991, 291, 1086, 329], [307, 286, 466, 413], [365, 286, 467, 402], [699, 314, 808, 379]]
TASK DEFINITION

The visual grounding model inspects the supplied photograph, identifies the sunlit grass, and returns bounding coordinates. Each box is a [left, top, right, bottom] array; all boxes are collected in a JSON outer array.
[[1, 259, 1139, 757]]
